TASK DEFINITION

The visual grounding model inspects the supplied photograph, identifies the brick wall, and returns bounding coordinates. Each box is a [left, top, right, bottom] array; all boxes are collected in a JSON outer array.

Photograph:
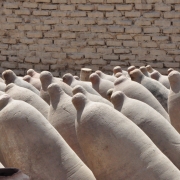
[[0, 0, 180, 76]]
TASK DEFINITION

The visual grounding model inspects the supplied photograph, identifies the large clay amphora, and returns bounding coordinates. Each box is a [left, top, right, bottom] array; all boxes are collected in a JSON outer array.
[[130, 69, 169, 112], [0, 94, 96, 180], [113, 75, 170, 121], [48, 83, 86, 163], [2, 70, 39, 96], [72, 93, 180, 180], [111, 91, 180, 169], [168, 70, 180, 133], [5, 83, 49, 119]]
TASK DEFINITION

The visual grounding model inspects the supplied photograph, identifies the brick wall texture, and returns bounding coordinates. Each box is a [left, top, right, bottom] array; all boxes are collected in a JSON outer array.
[[1, 0, 180, 76]]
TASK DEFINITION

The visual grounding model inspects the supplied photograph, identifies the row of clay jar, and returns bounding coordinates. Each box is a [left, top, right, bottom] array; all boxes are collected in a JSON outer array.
[[0, 65, 179, 179]]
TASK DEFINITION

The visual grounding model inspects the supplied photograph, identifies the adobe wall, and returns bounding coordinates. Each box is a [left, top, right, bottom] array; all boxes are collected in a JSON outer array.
[[0, 0, 180, 76]]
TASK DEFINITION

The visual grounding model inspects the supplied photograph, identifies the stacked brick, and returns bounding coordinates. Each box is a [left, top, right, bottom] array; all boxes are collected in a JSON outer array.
[[0, 0, 180, 76]]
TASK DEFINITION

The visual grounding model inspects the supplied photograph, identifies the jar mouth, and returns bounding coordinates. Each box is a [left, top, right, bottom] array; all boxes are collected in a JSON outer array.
[[0, 168, 19, 176]]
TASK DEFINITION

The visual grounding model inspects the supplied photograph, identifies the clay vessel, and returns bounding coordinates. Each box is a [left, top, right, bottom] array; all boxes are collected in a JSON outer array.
[[95, 70, 116, 82], [106, 88, 114, 101], [63, 73, 100, 96], [151, 70, 170, 89], [113, 66, 122, 75], [130, 69, 169, 112], [80, 68, 92, 81], [27, 69, 40, 79], [0, 168, 29, 180], [2, 70, 40, 96], [168, 68, 174, 75], [74, 76, 79, 80], [0, 94, 96, 180], [23, 75, 41, 91], [127, 65, 136, 74], [72, 85, 113, 107], [113, 66, 129, 78], [139, 66, 150, 77], [40, 71, 72, 104], [48, 83, 86, 163], [168, 71, 180, 133], [113, 75, 170, 121], [5, 83, 49, 119], [111, 91, 180, 169], [89, 73, 114, 100], [146, 65, 154, 73], [72, 93, 180, 180], [114, 72, 123, 78]]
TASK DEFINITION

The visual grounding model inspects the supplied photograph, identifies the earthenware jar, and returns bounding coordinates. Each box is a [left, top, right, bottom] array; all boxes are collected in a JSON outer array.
[[72, 93, 180, 180], [2, 70, 39, 96], [27, 69, 40, 79], [40, 71, 72, 104], [151, 70, 170, 89], [89, 73, 114, 100], [63, 73, 100, 96], [23, 75, 41, 91], [139, 66, 150, 77], [111, 91, 180, 169], [146, 65, 154, 73], [0, 94, 96, 180], [5, 83, 49, 119], [95, 70, 116, 82], [72, 85, 113, 107], [113, 75, 170, 121], [113, 66, 129, 78], [127, 65, 136, 74], [48, 83, 86, 163], [80, 68, 92, 81], [130, 69, 169, 112], [168, 71, 180, 133]]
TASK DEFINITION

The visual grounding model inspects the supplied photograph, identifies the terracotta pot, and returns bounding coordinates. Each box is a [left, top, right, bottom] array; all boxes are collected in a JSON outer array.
[[72, 85, 113, 107], [80, 68, 92, 81], [168, 68, 174, 75], [113, 66, 129, 78], [40, 71, 72, 104], [27, 69, 40, 79], [139, 66, 150, 77], [113, 75, 170, 121], [63, 73, 100, 96], [114, 72, 123, 78], [72, 93, 180, 180], [95, 70, 116, 82], [146, 65, 154, 73], [89, 73, 114, 100], [48, 83, 86, 163], [2, 70, 39, 96], [23, 75, 41, 91], [168, 70, 180, 133], [0, 94, 95, 180], [127, 65, 136, 74], [74, 75, 79, 80], [151, 70, 170, 89], [111, 91, 180, 169], [130, 69, 169, 112], [5, 83, 49, 119]]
